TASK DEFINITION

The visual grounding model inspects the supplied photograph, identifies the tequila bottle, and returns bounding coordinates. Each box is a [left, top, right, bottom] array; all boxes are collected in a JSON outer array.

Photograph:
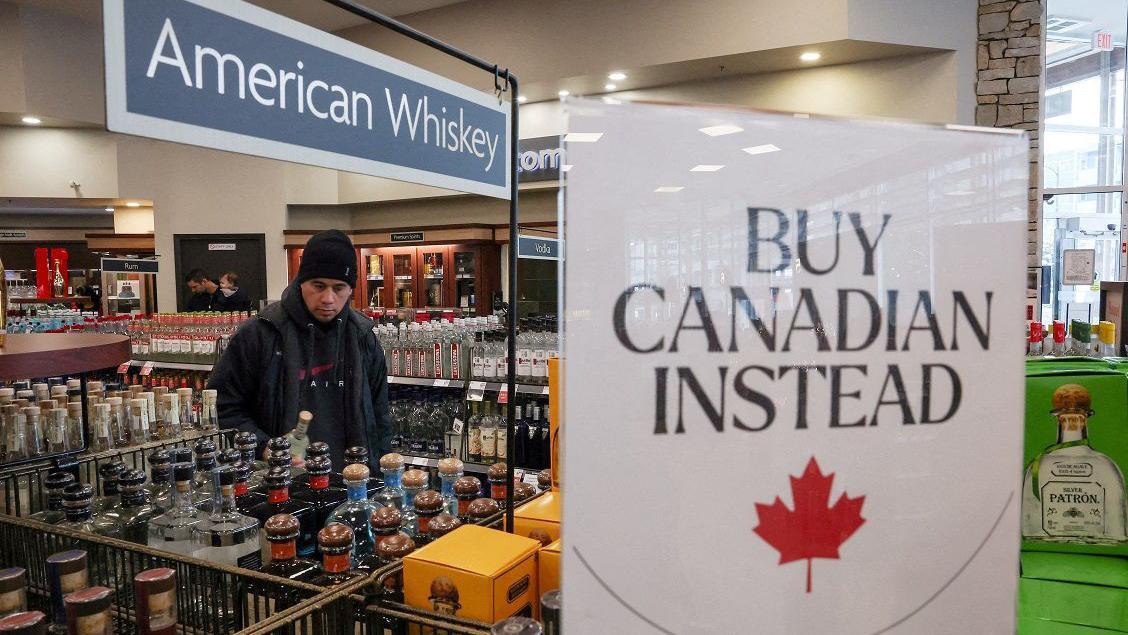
[[129, 398, 155, 444], [134, 568, 177, 635], [233, 462, 265, 515], [325, 464, 378, 561], [147, 463, 203, 556], [344, 446, 384, 498], [199, 389, 218, 431], [1022, 383, 1128, 543], [437, 457, 463, 515], [176, 388, 195, 430], [191, 465, 261, 568], [367, 506, 403, 561], [467, 496, 500, 524], [89, 404, 113, 452], [413, 490, 445, 545], [284, 411, 313, 461], [117, 469, 158, 545], [247, 467, 316, 562], [104, 397, 128, 448], [65, 402, 83, 451], [0, 568, 26, 618], [233, 431, 266, 491], [487, 462, 509, 510], [291, 455, 346, 542], [63, 586, 112, 635], [29, 472, 74, 525], [260, 514, 318, 582], [513, 482, 537, 505], [374, 453, 405, 511], [191, 439, 219, 507], [400, 469, 429, 537], [46, 550, 87, 634], [454, 476, 482, 523], [308, 524, 364, 588], [427, 512, 461, 542]]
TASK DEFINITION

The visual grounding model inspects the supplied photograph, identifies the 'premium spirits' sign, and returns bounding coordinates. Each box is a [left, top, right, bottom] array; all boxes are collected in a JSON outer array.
[[562, 100, 1028, 633]]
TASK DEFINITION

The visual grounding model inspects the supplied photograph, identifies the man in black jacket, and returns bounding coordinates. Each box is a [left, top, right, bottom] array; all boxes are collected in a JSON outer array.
[[208, 230, 390, 470]]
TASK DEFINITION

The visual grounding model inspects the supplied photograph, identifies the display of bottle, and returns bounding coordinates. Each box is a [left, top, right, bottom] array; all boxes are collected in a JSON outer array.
[[467, 497, 501, 524], [116, 469, 158, 545], [176, 387, 196, 430], [260, 514, 319, 582], [308, 524, 364, 588], [343, 446, 384, 498], [437, 457, 463, 516], [453, 476, 481, 523], [147, 463, 203, 556], [0, 568, 26, 619], [104, 397, 128, 448], [427, 513, 462, 543], [59, 484, 119, 537], [374, 453, 405, 511], [291, 455, 346, 539], [92, 462, 125, 517], [199, 389, 219, 432], [247, 467, 316, 562], [29, 472, 75, 525], [325, 464, 378, 560], [1022, 384, 1128, 543], [362, 533, 416, 635], [480, 402, 497, 464], [146, 451, 174, 513], [134, 568, 177, 635], [46, 550, 88, 634], [192, 465, 261, 568], [233, 462, 266, 515], [63, 586, 112, 635], [267, 437, 304, 478], [284, 411, 313, 462], [233, 432, 267, 490], [366, 506, 404, 566], [159, 394, 182, 440]]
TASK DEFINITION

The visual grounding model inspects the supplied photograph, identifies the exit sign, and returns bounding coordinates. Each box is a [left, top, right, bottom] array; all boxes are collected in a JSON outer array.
[[1095, 31, 1114, 51]]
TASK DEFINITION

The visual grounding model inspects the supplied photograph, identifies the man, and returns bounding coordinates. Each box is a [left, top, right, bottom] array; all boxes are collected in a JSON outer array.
[[208, 230, 390, 470], [216, 271, 253, 312], [184, 269, 218, 312]]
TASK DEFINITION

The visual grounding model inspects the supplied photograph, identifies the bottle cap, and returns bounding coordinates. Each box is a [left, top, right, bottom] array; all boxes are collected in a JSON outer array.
[[176, 387, 192, 397], [297, 410, 313, 425], [437, 457, 464, 476], [268, 437, 291, 453], [427, 513, 462, 539], [490, 616, 542, 635], [1052, 384, 1093, 415], [537, 469, 551, 488], [264, 466, 291, 488], [20, 406, 39, 417], [264, 513, 300, 541], [307, 441, 330, 459], [379, 452, 404, 471], [45, 471, 76, 492], [234, 431, 258, 450], [233, 461, 251, 483], [98, 461, 126, 480], [133, 567, 175, 588], [317, 523, 354, 552], [0, 389, 12, 399], [172, 462, 195, 481], [0, 568, 26, 593], [64, 586, 113, 609], [369, 506, 403, 530], [487, 462, 508, 481], [268, 450, 293, 469], [214, 465, 235, 486], [514, 482, 537, 502], [377, 533, 416, 560], [467, 497, 500, 519], [403, 469, 429, 489], [105, 397, 122, 406], [342, 463, 370, 483], [173, 447, 192, 463], [1100, 321, 1116, 345], [118, 469, 146, 490], [345, 446, 369, 464], [454, 476, 481, 497], [193, 438, 217, 456], [218, 448, 242, 465], [414, 490, 444, 513], [63, 483, 94, 503], [0, 611, 46, 631], [304, 455, 331, 476]]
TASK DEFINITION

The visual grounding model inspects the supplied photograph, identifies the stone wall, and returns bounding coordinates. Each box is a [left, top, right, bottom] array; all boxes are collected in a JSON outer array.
[[976, 0, 1043, 279]]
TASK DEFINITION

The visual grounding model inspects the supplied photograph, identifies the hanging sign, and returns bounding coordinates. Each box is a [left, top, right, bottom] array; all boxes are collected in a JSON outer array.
[[517, 136, 563, 183], [1062, 249, 1096, 286], [101, 258, 158, 273], [517, 235, 560, 260], [562, 100, 1028, 633], [390, 231, 425, 243], [102, 0, 510, 199]]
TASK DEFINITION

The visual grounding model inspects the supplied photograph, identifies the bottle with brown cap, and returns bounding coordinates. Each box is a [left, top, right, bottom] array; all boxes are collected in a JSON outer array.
[[326, 464, 379, 559], [309, 524, 364, 588], [1022, 383, 1127, 542], [400, 469, 429, 537], [373, 533, 417, 633], [437, 456, 463, 515], [63, 586, 113, 635], [367, 506, 404, 559], [513, 482, 537, 504], [537, 469, 551, 492], [260, 514, 318, 582], [373, 452, 405, 511], [487, 463, 509, 509], [292, 455, 347, 538], [247, 467, 316, 560], [427, 513, 462, 542], [467, 497, 501, 524], [453, 476, 481, 522], [412, 490, 445, 545], [343, 446, 384, 499]]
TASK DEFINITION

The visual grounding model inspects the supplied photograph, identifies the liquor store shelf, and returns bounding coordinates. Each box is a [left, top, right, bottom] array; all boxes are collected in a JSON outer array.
[[127, 359, 215, 372], [387, 376, 550, 394], [401, 453, 494, 472], [469, 381, 550, 395]]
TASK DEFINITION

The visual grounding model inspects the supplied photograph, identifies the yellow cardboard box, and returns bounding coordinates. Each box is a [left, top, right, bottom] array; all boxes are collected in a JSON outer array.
[[403, 525, 540, 624], [512, 491, 561, 545], [539, 539, 561, 597], [548, 358, 562, 491]]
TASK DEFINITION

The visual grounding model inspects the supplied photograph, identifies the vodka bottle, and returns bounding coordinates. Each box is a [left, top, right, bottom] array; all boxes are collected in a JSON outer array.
[[284, 411, 312, 460], [104, 397, 129, 448], [21, 407, 44, 459], [147, 463, 204, 556], [374, 453, 405, 511], [191, 466, 261, 568], [92, 461, 125, 516], [199, 389, 218, 431], [480, 402, 497, 464], [29, 472, 75, 525], [59, 484, 119, 537], [176, 388, 195, 430], [146, 449, 174, 512], [116, 469, 158, 545]]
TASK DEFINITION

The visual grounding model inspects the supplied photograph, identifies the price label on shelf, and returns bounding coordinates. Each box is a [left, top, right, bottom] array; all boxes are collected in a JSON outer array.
[[522, 472, 540, 487], [451, 418, 465, 434], [497, 388, 509, 404], [140, 361, 155, 376], [434, 379, 451, 387], [117, 362, 130, 374]]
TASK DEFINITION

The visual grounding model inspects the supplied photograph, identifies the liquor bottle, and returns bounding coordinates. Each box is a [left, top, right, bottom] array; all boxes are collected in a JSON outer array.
[[29, 472, 75, 525], [134, 568, 177, 635], [467, 402, 482, 463], [0, 568, 26, 618], [284, 411, 313, 462], [292, 442, 333, 492], [513, 482, 537, 505], [1022, 384, 1128, 542], [147, 463, 204, 556], [233, 462, 265, 515], [374, 453, 405, 511], [92, 462, 125, 516], [291, 456, 346, 539], [454, 476, 481, 523], [146, 451, 174, 513], [413, 490, 444, 545], [366, 506, 403, 565], [372, 533, 416, 629], [233, 432, 266, 490], [487, 462, 509, 510], [21, 407, 44, 459], [45, 409, 68, 454], [399, 469, 429, 537], [437, 457, 463, 516], [537, 469, 551, 493], [104, 397, 128, 448], [46, 550, 88, 634], [0, 611, 45, 634], [191, 465, 261, 568], [467, 497, 500, 524], [541, 589, 561, 635], [427, 513, 461, 543], [325, 464, 378, 560], [117, 469, 158, 545], [128, 398, 155, 444], [199, 389, 218, 432], [247, 467, 316, 562], [535, 403, 551, 470], [490, 617, 542, 635], [191, 439, 219, 507], [159, 394, 181, 439], [514, 403, 529, 468], [480, 402, 497, 464], [218, 448, 242, 467], [260, 514, 318, 582], [176, 388, 195, 430], [63, 587, 112, 635], [59, 485, 119, 537], [89, 404, 113, 452], [268, 437, 304, 478], [308, 524, 364, 588], [343, 446, 384, 498]]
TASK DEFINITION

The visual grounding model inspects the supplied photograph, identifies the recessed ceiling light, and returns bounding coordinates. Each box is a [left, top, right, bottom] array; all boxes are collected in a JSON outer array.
[[608, 71, 627, 81], [21, 116, 41, 125], [654, 186, 684, 193], [690, 164, 725, 172], [516, 95, 527, 103], [558, 90, 570, 98], [742, 144, 781, 156], [126, 202, 141, 207], [699, 125, 743, 136], [563, 132, 603, 142], [104, 207, 114, 212], [799, 51, 821, 62], [604, 83, 617, 91], [560, 164, 573, 172]]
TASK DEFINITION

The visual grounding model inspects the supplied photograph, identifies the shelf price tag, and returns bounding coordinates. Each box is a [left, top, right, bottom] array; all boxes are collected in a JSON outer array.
[[467, 382, 486, 402], [497, 387, 509, 404], [452, 418, 465, 434], [117, 362, 130, 374], [434, 379, 451, 387], [140, 361, 155, 376]]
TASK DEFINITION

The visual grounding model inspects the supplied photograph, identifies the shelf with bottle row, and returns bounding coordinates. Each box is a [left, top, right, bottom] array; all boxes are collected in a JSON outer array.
[[126, 359, 215, 372], [467, 381, 550, 396], [400, 453, 494, 472], [386, 376, 465, 388]]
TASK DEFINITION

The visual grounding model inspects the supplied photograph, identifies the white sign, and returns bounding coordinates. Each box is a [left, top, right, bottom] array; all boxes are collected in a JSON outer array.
[[562, 100, 1028, 633], [1063, 249, 1096, 286], [208, 243, 236, 251], [1095, 30, 1114, 52]]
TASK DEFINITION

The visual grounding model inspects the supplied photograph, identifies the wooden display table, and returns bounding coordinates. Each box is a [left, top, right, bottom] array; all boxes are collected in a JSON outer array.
[[0, 333, 130, 380]]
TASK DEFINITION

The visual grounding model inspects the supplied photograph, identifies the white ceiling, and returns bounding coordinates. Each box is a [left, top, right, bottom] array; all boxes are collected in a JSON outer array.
[[1047, 0, 1127, 40], [9, 0, 470, 31]]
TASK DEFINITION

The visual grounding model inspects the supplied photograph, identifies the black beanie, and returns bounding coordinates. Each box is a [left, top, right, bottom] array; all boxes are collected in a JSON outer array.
[[296, 230, 357, 287]]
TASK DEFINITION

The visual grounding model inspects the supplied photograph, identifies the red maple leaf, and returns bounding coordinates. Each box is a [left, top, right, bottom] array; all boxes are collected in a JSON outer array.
[[753, 456, 866, 593]]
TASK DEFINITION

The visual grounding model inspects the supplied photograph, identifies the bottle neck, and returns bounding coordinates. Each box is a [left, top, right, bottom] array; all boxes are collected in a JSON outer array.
[[346, 481, 367, 501], [121, 490, 146, 507], [46, 491, 65, 511], [404, 488, 418, 511], [383, 469, 402, 490], [1057, 413, 1089, 444], [309, 475, 330, 491], [64, 504, 92, 522], [173, 478, 195, 512], [321, 551, 351, 574], [268, 486, 291, 504], [212, 482, 237, 516], [270, 538, 297, 562], [440, 474, 459, 498]]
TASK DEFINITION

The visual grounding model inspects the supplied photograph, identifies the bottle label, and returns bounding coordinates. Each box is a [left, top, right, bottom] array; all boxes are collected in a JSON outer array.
[[483, 358, 496, 379], [144, 588, 176, 629], [310, 475, 329, 490], [234, 482, 248, 496], [481, 428, 496, 458], [491, 483, 507, 500], [434, 343, 443, 378], [417, 350, 427, 378], [473, 355, 485, 378], [468, 428, 482, 456], [404, 352, 413, 377], [1042, 480, 1106, 536], [392, 350, 401, 375], [237, 550, 262, 570], [451, 343, 460, 379], [517, 349, 532, 375], [271, 541, 297, 561], [0, 589, 23, 614], [533, 350, 548, 377], [496, 429, 508, 459]]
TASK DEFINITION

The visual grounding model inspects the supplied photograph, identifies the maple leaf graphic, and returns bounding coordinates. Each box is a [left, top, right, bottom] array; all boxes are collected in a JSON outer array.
[[753, 456, 866, 593]]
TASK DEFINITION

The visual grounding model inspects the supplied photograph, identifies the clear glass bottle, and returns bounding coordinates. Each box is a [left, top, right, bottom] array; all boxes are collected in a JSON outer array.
[[147, 463, 203, 556], [29, 472, 75, 525], [21, 407, 44, 459], [400, 469, 429, 537], [176, 388, 195, 431], [160, 394, 181, 440], [104, 397, 129, 448], [0, 567, 27, 619], [233, 432, 267, 491], [467, 402, 482, 463], [308, 524, 364, 588], [90, 403, 113, 452], [59, 484, 119, 538], [92, 461, 125, 517], [191, 439, 219, 507], [374, 453, 405, 511], [284, 411, 312, 461], [146, 450, 174, 513], [43, 408, 68, 455], [480, 402, 497, 464], [437, 457, 463, 516], [1022, 383, 1128, 543], [134, 567, 177, 635], [117, 469, 157, 545], [199, 389, 218, 432], [325, 464, 378, 561], [191, 465, 261, 568], [343, 446, 383, 499], [129, 398, 155, 444]]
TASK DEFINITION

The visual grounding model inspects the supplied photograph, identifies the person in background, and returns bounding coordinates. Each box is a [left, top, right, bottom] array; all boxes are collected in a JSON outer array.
[[208, 229, 391, 471], [184, 269, 218, 312], [216, 271, 253, 312]]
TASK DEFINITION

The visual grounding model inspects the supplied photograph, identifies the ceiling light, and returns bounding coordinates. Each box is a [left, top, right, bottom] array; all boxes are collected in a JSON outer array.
[[558, 90, 570, 98], [654, 186, 684, 193], [560, 164, 573, 172], [604, 83, 617, 91], [690, 164, 725, 172], [563, 132, 603, 142], [699, 125, 743, 136], [608, 71, 627, 81], [104, 207, 115, 212], [21, 116, 41, 125], [799, 51, 821, 62], [126, 202, 141, 207], [516, 95, 527, 103], [743, 144, 781, 156]]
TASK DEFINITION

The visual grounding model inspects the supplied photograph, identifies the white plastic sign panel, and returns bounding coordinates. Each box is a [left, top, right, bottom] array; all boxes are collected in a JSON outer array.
[[1062, 249, 1096, 286], [562, 100, 1028, 633]]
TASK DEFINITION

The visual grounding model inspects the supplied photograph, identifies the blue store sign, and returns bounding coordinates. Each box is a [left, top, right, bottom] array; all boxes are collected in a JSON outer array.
[[103, 0, 511, 199], [517, 235, 561, 260]]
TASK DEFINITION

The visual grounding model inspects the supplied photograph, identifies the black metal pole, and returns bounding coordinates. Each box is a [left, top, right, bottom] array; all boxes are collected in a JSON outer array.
[[505, 75, 519, 534]]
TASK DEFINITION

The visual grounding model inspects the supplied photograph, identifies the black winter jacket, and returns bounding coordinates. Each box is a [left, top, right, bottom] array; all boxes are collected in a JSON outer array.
[[208, 281, 392, 469]]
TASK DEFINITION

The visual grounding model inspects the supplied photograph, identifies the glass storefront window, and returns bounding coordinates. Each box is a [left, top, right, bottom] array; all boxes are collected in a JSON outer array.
[[1042, 192, 1124, 320]]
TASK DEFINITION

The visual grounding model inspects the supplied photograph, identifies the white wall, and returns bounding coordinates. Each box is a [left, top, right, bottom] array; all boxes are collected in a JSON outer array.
[[113, 206, 154, 234], [0, 127, 118, 198]]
